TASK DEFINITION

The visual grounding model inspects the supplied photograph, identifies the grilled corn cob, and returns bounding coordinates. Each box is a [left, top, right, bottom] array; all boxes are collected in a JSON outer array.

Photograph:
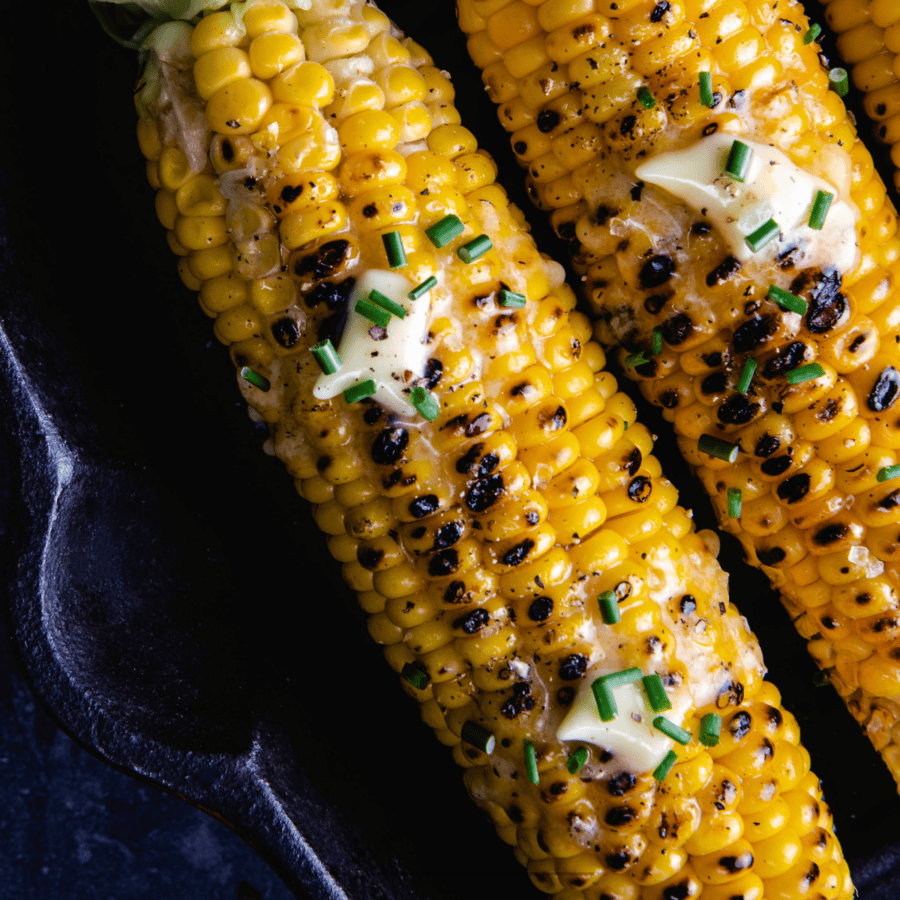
[[458, 0, 900, 790], [131, 0, 851, 894], [818, 0, 900, 192]]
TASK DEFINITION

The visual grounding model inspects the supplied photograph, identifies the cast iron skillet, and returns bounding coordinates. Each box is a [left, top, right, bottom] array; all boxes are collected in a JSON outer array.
[[2, 2, 900, 898]]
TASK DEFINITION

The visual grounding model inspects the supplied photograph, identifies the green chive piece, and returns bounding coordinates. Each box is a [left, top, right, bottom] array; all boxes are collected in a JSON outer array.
[[698, 433, 739, 463], [653, 749, 679, 782], [829, 67, 849, 98], [651, 326, 662, 355], [461, 720, 495, 754], [410, 385, 440, 421], [382, 230, 406, 268], [653, 715, 692, 745], [736, 358, 757, 395], [567, 746, 589, 774], [699, 71, 715, 108], [877, 464, 900, 483], [499, 288, 527, 308], [425, 214, 464, 248], [808, 190, 834, 231], [369, 289, 407, 319], [343, 379, 376, 404], [699, 713, 722, 747], [458, 234, 492, 263], [598, 590, 621, 625], [524, 739, 539, 784], [804, 22, 821, 44], [591, 678, 617, 722], [642, 674, 672, 713], [727, 487, 742, 519], [240, 367, 270, 392], [310, 339, 342, 375], [725, 140, 753, 183], [637, 86, 655, 109], [786, 362, 826, 385], [603, 667, 643, 689], [401, 662, 429, 691], [745, 218, 780, 253], [625, 350, 650, 367], [768, 285, 808, 315], [409, 275, 438, 300], [355, 297, 391, 328]]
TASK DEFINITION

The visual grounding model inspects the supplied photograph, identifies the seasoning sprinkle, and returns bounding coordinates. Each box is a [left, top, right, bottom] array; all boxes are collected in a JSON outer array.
[[653, 749, 679, 781], [651, 326, 662, 355], [653, 715, 692, 745], [829, 67, 849, 98], [727, 487, 742, 519], [768, 285, 807, 315], [524, 739, 539, 784], [699, 71, 714, 107], [625, 350, 650, 368], [369, 289, 407, 319], [355, 297, 391, 328], [745, 218, 780, 253], [699, 713, 722, 747], [725, 140, 753, 183], [637, 86, 656, 109], [786, 362, 826, 385], [343, 379, 376, 404], [382, 230, 406, 268], [401, 662, 429, 691], [598, 590, 621, 624], [804, 22, 821, 44], [877, 464, 900, 483], [409, 276, 438, 300], [736, 357, 757, 395], [499, 288, 527, 308], [458, 234, 492, 263], [567, 746, 589, 774], [240, 367, 271, 392], [698, 433, 739, 463], [410, 385, 440, 420], [461, 720, 496, 754], [591, 678, 617, 722], [642, 674, 672, 713], [310, 339, 342, 375], [425, 214, 465, 248], [808, 190, 834, 231]]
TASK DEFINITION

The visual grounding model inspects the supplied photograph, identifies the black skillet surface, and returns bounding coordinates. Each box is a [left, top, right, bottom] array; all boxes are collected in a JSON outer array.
[[1, 2, 900, 898]]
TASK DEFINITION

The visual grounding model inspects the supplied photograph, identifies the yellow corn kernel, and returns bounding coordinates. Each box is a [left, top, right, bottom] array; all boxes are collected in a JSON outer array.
[[191, 11, 243, 56], [200, 272, 248, 314], [241, 0, 296, 38], [205, 78, 273, 134], [249, 32, 304, 80], [280, 201, 349, 250], [193, 47, 252, 101], [271, 61, 335, 107], [175, 174, 227, 217]]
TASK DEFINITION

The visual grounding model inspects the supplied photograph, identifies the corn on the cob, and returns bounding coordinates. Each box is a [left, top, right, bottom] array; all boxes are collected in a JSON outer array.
[[132, 0, 852, 894], [817, 0, 900, 192], [458, 0, 900, 791]]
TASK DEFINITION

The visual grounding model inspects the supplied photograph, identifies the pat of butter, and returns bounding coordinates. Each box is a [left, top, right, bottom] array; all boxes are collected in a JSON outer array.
[[313, 269, 432, 415], [635, 134, 858, 271], [557, 667, 690, 774]]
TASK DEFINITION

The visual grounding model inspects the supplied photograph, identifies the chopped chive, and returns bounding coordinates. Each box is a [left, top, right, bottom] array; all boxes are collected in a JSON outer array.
[[877, 464, 900, 483], [625, 350, 650, 367], [651, 326, 663, 355], [699, 713, 722, 747], [804, 22, 821, 44], [727, 487, 742, 519], [736, 357, 756, 395], [458, 234, 492, 263], [602, 667, 643, 688], [461, 720, 495, 754], [355, 297, 391, 328], [786, 362, 825, 385], [524, 739, 539, 784], [698, 433, 739, 463], [409, 276, 438, 300], [311, 339, 342, 375], [653, 749, 678, 781], [591, 678, 617, 722], [637, 86, 655, 109], [343, 379, 376, 403], [401, 662, 429, 691], [499, 288, 527, 308], [768, 285, 807, 315], [382, 230, 406, 268], [725, 140, 753, 183], [369, 289, 407, 319], [240, 367, 270, 392], [598, 590, 621, 625], [642, 674, 672, 713], [425, 214, 464, 248], [745, 218, 780, 253], [567, 746, 589, 774], [410, 385, 440, 420], [699, 71, 714, 108], [653, 715, 692, 745], [829, 67, 849, 98], [808, 190, 834, 231]]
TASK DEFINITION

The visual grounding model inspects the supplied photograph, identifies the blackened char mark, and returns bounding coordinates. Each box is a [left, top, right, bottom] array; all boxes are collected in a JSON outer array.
[[777, 473, 811, 503], [733, 314, 778, 352], [292, 239, 351, 281], [717, 394, 759, 426], [869, 367, 900, 412], [639, 254, 675, 288], [754, 434, 780, 457], [371, 428, 409, 465], [706, 255, 741, 287], [763, 341, 807, 379], [409, 494, 440, 518], [801, 269, 848, 334], [428, 548, 460, 577], [465, 474, 505, 512], [662, 312, 693, 345], [272, 318, 299, 348], [760, 455, 792, 476]]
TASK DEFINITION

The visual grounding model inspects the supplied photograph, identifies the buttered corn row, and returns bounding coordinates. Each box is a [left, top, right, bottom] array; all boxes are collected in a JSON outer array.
[[133, 0, 851, 896], [458, 0, 900, 790]]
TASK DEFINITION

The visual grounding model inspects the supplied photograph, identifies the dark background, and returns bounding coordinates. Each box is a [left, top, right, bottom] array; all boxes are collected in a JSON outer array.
[[2, 1, 900, 898]]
